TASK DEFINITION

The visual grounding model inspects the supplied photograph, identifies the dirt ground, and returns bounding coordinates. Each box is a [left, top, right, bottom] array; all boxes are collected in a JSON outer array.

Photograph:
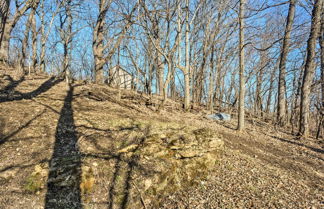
[[0, 74, 323, 209]]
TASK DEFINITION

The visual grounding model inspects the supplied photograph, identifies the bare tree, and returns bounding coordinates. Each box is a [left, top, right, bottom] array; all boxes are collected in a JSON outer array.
[[299, 0, 323, 137], [277, 0, 296, 126], [317, 0, 324, 138], [238, 0, 245, 131], [0, 0, 10, 49], [0, 0, 38, 63], [20, 1, 39, 74], [92, 0, 138, 84]]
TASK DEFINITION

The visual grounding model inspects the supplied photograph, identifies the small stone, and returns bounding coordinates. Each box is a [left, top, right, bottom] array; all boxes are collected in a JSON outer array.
[[144, 179, 152, 190], [160, 134, 167, 139], [92, 162, 98, 167]]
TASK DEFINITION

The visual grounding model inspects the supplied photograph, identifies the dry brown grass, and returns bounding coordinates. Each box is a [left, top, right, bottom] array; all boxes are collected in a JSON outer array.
[[0, 73, 323, 209]]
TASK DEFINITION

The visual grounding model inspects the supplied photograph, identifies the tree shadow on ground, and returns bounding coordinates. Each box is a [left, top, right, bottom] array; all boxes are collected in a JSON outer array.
[[0, 77, 62, 103], [269, 135, 324, 155], [45, 85, 82, 209], [80, 88, 143, 113], [0, 75, 25, 94], [0, 110, 46, 146], [77, 119, 150, 209]]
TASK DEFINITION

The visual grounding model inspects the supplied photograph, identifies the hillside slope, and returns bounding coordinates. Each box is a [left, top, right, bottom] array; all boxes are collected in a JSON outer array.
[[0, 74, 323, 209]]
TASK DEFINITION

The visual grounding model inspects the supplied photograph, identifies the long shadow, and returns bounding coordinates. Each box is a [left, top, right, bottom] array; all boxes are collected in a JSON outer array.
[[0, 75, 25, 94], [82, 89, 143, 113], [107, 129, 149, 209], [0, 110, 46, 145], [45, 85, 83, 209], [270, 135, 324, 155], [0, 77, 63, 103], [77, 121, 149, 209]]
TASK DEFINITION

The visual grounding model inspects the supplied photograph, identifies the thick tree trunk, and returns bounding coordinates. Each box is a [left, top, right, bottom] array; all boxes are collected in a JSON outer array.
[[317, 2, 324, 139], [0, 22, 10, 63], [277, 0, 296, 126], [0, 0, 37, 63], [0, 0, 10, 50], [93, 0, 137, 84], [93, 0, 109, 84], [238, 0, 245, 131], [299, 0, 322, 137]]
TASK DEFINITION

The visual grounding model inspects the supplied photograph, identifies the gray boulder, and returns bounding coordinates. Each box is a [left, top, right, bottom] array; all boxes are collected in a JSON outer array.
[[206, 113, 231, 121]]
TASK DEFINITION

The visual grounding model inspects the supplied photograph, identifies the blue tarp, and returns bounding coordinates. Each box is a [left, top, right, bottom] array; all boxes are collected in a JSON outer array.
[[206, 113, 231, 121]]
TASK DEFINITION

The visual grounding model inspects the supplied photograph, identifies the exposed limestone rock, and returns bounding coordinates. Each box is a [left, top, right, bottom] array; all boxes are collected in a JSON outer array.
[[117, 127, 224, 207]]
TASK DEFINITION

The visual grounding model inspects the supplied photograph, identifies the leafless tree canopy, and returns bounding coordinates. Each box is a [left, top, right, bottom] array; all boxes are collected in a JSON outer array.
[[0, 0, 323, 137]]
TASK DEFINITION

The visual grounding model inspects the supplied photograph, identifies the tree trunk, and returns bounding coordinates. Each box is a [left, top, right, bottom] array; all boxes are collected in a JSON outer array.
[[40, 0, 46, 72], [207, 45, 215, 112], [277, 0, 296, 126], [93, 0, 137, 84], [21, 9, 36, 73], [0, 0, 37, 63], [238, 0, 245, 131], [317, 1, 324, 139], [184, 0, 190, 111], [266, 67, 275, 114], [31, 12, 37, 72], [156, 52, 164, 96], [255, 52, 266, 117], [299, 0, 322, 137], [0, 0, 10, 50], [63, 7, 73, 84], [93, 0, 109, 84]]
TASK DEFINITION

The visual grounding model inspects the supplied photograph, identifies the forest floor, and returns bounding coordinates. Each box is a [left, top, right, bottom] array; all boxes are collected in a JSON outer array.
[[0, 73, 323, 209]]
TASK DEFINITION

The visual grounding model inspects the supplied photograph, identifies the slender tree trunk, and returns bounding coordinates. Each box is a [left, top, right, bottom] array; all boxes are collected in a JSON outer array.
[[277, 0, 296, 126], [40, 0, 61, 73], [31, 12, 37, 72], [238, 0, 245, 131], [290, 67, 302, 134], [21, 5, 38, 74], [21, 10, 34, 73], [266, 67, 275, 114], [40, 0, 46, 72], [255, 52, 266, 117], [176, 0, 190, 111], [117, 47, 121, 101], [299, 0, 322, 137], [184, 0, 190, 110], [207, 45, 215, 112]]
